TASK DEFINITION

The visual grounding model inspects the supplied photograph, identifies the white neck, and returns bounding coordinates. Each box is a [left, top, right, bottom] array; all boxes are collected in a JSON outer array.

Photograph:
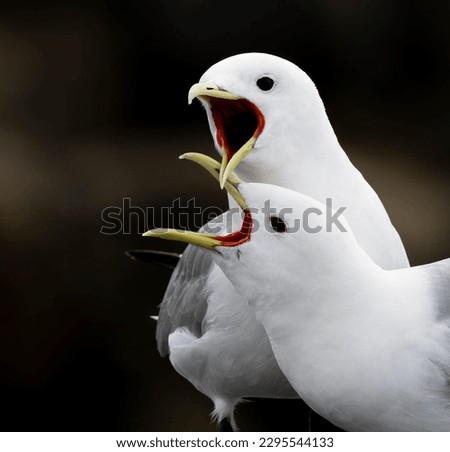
[[234, 114, 409, 270]]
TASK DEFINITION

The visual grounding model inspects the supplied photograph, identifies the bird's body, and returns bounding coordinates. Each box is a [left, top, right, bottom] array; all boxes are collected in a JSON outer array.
[[158, 212, 296, 429], [168, 262, 296, 429], [154, 53, 409, 428], [208, 183, 450, 431]]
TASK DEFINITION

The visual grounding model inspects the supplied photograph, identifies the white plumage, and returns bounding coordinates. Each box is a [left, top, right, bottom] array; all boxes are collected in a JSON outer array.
[[153, 53, 409, 428], [210, 182, 450, 431]]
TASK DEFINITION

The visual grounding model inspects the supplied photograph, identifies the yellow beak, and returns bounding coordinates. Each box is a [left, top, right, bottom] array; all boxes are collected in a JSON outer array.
[[188, 82, 259, 189], [180, 152, 247, 210], [187, 83, 242, 105], [218, 136, 256, 190], [143, 153, 247, 251], [143, 228, 222, 251]]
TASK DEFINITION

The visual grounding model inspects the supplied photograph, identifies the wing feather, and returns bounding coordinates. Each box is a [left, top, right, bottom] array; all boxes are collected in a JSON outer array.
[[156, 211, 230, 356]]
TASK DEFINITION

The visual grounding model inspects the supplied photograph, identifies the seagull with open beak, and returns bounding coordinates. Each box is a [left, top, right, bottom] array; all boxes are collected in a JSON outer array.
[[151, 53, 410, 430], [188, 53, 408, 269], [146, 162, 450, 432]]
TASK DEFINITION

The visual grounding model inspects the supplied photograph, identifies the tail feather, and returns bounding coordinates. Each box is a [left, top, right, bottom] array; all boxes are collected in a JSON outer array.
[[167, 329, 241, 432], [211, 398, 240, 432]]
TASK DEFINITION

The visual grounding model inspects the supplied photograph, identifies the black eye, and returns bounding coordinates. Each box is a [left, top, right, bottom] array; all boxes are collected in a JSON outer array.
[[256, 76, 274, 91], [270, 216, 287, 233]]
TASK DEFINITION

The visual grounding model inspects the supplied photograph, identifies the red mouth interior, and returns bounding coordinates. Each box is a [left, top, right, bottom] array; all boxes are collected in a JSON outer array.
[[209, 98, 265, 162], [214, 209, 253, 247]]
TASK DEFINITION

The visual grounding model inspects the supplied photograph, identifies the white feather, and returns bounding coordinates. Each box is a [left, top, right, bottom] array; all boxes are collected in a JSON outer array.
[[156, 53, 409, 428], [213, 182, 450, 431]]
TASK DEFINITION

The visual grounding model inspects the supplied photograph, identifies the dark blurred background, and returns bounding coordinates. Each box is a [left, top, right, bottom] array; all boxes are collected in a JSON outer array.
[[1, 0, 449, 432]]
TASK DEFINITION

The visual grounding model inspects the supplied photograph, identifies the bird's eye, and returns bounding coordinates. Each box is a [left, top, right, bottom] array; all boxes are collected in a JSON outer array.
[[256, 76, 275, 91], [270, 216, 287, 233]]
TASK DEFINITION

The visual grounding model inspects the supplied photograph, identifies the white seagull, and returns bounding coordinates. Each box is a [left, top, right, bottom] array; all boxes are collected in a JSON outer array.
[[147, 177, 450, 432], [152, 53, 409, 429]]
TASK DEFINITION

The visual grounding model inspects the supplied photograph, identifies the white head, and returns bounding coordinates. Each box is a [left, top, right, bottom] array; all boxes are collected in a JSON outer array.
[[188, 53, 338, 187], [211, 183, 375, 304], [145, 179, 378, 312]]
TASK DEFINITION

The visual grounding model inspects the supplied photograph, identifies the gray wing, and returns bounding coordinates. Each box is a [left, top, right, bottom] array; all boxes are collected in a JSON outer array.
[[156, 211, 231, 356]]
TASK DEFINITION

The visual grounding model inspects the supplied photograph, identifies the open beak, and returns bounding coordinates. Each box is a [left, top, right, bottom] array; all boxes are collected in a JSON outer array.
[[188, 83, 265, 189], [180, 152, 247, 209], [143, 153, 252, 251]]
